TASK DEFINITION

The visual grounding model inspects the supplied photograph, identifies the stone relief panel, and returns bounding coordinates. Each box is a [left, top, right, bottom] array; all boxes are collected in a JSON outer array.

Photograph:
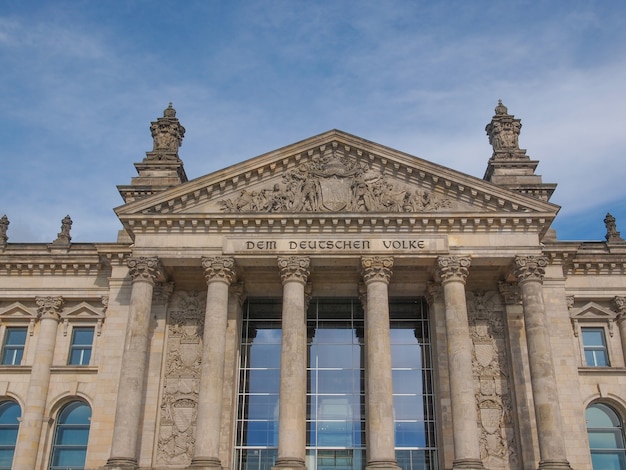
[[157, 290, 206, 467], [467, 290, 520, 470], [220, 144, 452, 213]]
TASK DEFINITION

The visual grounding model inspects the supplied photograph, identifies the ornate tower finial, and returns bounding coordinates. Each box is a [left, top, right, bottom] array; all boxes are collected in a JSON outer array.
[[0, 215, 8, 248], [148, 102, 186, 160], [604, 213, 624, 243], [485, 100, 524, 158], [52, 215, 72, 245]]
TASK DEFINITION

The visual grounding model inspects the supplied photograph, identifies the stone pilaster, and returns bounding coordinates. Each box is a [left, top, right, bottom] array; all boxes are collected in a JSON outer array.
[[189, 257, 237, 470], [513, 256, 572, 470], [613, 296, 626, 366], [436, 256, 485, 470], [273, 256, 310, 470], [105, 256, 163, 470], [13, 296, 63, 468], [361, 256, 400, 470]]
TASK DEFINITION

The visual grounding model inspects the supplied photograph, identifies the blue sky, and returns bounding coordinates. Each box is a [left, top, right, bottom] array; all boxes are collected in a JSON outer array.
[[1, 1, 625, 242]]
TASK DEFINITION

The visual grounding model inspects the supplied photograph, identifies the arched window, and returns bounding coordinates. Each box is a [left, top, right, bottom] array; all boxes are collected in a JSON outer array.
[[49, 401, 91, 470], [586, 403, 626, 470], [0, 401, 20, 470]]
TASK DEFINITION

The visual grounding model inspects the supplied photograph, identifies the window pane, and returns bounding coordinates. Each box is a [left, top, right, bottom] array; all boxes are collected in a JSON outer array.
[[50, 402, 91, 470], [72, 328, 94, 345], [583, 329, 606, 346], [1, 328, 27, 366], [586, 403, 626, 470], [590, 452, 626, 470]]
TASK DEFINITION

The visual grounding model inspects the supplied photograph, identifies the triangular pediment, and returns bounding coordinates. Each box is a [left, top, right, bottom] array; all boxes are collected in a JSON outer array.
[[115, 130, 558, 236], [0, 302, 37, 321], [570, 302, 617, 320], [61, 302, 105, 321]]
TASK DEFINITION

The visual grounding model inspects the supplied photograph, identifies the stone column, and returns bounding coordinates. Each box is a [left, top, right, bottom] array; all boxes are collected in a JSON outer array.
[[436, 256, 485, 470], [273, 256, 310, 470], [361, 256, 400, 470], [613, 296, 626, 366], [513, 256, 572, 470], [105, 256, 163, 470], [189, 256, 237, 469], [13, 296, 63, 468]]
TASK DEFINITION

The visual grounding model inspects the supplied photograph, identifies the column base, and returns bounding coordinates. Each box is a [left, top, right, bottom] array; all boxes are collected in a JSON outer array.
[[452, 458, 486, 470], [187, 456, 223, 469], [538, 459, 573, 470], [272, 457, 306, 470], [366, 459, 401, 470], [100, 457, 138, 470]]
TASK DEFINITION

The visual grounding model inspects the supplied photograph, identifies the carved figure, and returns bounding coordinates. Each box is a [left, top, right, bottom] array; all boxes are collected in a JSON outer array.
[[0, 215, 8, 246], [220, 146, 451, 214], [605, 212, 624, 242]]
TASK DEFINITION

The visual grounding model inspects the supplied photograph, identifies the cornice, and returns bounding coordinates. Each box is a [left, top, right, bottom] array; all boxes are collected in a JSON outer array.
[[119, 211, 556, 237], [544, 242, 626, 276], [0, 243, 131, 276]]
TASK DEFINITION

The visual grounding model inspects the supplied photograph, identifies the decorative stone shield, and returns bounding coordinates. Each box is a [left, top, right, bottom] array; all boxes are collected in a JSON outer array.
[[474, 341, 494, 367], [480, 400, 502, 435], [319, 176, 351, 211]]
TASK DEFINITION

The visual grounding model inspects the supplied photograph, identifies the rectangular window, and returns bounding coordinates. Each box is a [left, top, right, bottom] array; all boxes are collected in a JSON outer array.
[[68, 327, 94, 366], [582, 327, 610, 367], [1, 328, 27, 366]]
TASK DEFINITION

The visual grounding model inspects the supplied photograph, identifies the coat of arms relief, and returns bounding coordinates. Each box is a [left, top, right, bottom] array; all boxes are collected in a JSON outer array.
[[468, 290, 520, 470], [157, 291, 206, 466], [220, 144, 452, 213]]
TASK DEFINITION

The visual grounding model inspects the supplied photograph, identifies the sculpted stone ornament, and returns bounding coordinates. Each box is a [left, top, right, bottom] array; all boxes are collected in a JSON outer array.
[[127, 256, 163, 284], [52, 215, 72, 245], [361, 256, 394, 284], [604, 213, 625, 243], [201, 256, 237, 284], [512, 255, 548, 283], [436, 255, 471, 284], [220, 144, 450, 213], [485, 100, 527, 160], [498, 282, 521, 305], [0, 214, 8, 248], [148, 103, 186, 160], [36, 296, 64, 320], [277, 256, 310, 284]]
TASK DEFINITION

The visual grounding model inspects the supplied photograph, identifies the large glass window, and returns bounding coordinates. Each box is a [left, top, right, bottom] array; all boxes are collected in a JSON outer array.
[[0, 401, 20, 470], [49, 401, 91, 470], [68, 327, 94, 365], [306, 298, 365, 470], [235, 297, 436, 470], [586, 403, 626, 470], [391, 299, 437, 470], [1, 328, 27, 365], [235, 299, 282, 470], [582, 328, 610, 367]]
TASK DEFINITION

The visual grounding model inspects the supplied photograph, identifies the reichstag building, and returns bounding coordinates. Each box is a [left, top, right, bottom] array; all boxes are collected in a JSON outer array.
[[0, 102, 625, 470]]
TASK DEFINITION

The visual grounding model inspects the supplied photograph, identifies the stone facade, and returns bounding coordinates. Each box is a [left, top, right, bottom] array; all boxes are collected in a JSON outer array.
[[0, 103, 624, 470]]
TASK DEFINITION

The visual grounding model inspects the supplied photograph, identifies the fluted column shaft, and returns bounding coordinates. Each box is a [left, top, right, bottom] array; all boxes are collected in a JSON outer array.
[[106, 257, 162, 469], [189, 257, 237, 469], [13, 296, 63, 468], [514, 256, 572, 470], [273, 256, 310, 470], [436, 256, 485, 470], [361, 256, 400, 470]]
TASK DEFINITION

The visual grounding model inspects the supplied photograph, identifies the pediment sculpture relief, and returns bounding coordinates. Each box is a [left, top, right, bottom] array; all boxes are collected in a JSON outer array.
[[220, 149, 451, 213]]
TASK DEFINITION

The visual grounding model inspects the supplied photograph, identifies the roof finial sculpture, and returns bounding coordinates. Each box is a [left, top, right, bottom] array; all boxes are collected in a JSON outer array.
[[0, 215, 8, 248], [604, 213, 624, 243], [52, 215, 72, 245], [485, 100, 526, 159], [148, 103, 186, 161]]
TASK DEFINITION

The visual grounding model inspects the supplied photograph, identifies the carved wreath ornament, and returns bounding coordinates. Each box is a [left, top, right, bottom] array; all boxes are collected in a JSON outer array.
[[220, 148, 451, 214]]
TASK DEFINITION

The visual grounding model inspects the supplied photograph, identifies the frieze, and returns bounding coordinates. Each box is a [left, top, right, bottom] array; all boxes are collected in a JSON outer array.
[[219, 145, 451, 213], [224, 235, 447, 254]]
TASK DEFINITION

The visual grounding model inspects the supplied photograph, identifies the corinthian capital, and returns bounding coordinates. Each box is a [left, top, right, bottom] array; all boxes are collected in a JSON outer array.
[[613, 296, 626, 317], [361, 256, 394, 285], [436, 256, 470, 284], [202, 256, 237, 284], [127, 256, 163, 284], [513, 255, 548, 283], [36, 296, 63, 320], [278, 256, 310, 285]]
